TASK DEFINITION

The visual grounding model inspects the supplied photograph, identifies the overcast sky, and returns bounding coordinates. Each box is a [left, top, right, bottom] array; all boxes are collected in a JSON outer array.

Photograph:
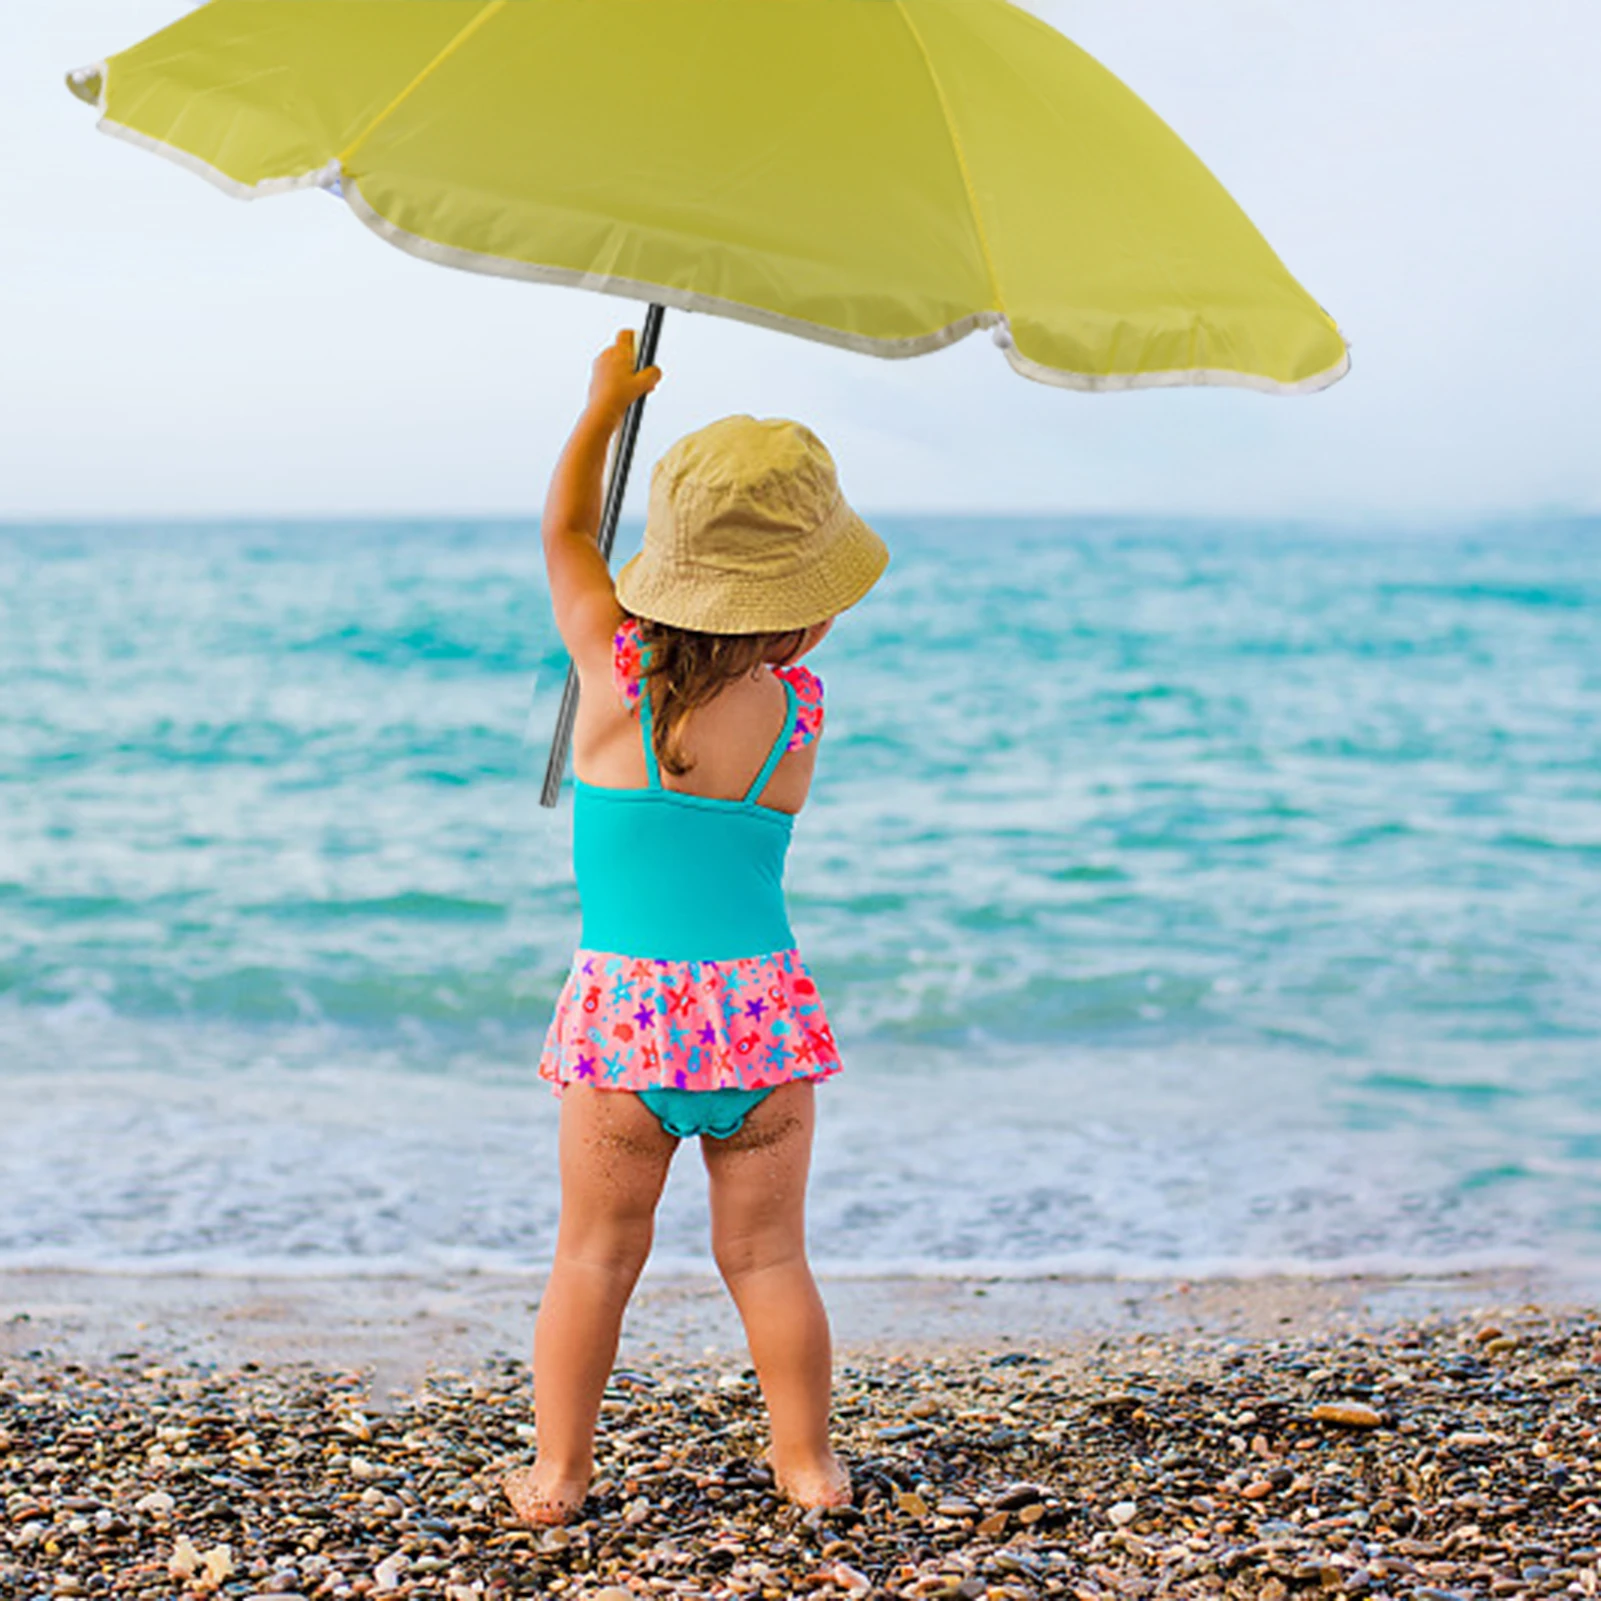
[[3, 2, 1597, 520]]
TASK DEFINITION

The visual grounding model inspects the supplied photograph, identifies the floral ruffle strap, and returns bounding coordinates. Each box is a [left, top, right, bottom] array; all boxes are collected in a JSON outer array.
[[612, 617, 823, 750]]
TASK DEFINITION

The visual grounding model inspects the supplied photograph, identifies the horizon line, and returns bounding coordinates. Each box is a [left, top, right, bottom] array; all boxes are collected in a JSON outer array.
[[2, 506, 1596, 530]]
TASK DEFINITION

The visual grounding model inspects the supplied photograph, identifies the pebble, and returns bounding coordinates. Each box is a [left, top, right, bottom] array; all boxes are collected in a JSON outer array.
[[202, 1544, 235, 1585], [372, 1552, 407, 1591], [993, 1483, 1047, 1510], [810, 1560, 871, 1593], [168, 1535, 202, 1580], [1107, 1500, 1138, 1526], [1311, 1401, 1385, 1428]]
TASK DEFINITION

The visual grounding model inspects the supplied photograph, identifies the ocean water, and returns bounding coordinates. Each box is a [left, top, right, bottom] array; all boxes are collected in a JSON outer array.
[[1, 515, 1597, 1280]]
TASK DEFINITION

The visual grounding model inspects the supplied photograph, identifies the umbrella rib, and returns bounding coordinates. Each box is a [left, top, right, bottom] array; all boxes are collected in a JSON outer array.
[[335, 0, 508, 170], [892, 0, 1007, 322]]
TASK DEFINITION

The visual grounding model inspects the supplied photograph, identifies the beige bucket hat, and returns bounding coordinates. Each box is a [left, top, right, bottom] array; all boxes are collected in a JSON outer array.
[[615, 415, 888, 634]]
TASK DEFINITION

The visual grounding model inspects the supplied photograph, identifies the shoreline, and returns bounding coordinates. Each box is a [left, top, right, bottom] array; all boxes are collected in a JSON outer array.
[[1, 1263, 1587, 1395]]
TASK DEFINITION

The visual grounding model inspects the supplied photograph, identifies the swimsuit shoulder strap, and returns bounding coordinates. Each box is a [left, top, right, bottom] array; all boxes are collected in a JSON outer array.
[[637, 640, 663, 790], [742, 676, 800, 804]]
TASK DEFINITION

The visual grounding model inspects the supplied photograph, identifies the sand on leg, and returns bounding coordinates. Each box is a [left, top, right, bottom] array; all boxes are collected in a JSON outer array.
[[506, 1084, 678, 1525], [701, 1080, 849, 1508]]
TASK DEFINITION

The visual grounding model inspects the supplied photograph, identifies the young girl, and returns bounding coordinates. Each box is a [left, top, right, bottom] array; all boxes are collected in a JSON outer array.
[[504, 330, 888, 1526]]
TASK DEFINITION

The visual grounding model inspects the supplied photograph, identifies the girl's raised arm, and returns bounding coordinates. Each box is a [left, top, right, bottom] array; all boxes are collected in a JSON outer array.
[[541, 330, 662, 677]]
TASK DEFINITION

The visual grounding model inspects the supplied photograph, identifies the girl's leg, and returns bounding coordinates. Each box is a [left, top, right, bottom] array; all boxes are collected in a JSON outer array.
[[506, 1085, 677, 1525], [701, 1080, 848, 1508]]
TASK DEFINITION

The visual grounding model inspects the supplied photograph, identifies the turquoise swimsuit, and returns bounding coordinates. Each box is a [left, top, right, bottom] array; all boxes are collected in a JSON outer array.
[[538, 622, 840, 1137]]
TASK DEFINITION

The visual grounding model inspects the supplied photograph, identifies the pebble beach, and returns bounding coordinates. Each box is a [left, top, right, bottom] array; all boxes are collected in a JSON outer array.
[[5, 1298, 1598, 1601]]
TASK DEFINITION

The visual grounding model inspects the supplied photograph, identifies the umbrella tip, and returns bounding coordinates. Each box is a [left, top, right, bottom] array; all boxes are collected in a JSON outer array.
[[66, 64, 105, 107]]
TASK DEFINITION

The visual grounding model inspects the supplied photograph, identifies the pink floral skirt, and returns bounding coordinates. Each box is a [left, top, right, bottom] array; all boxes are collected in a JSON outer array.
[[538, 948, 841, 1094]]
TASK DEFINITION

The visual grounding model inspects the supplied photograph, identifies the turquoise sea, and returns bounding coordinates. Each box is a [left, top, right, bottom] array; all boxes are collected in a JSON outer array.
[[1, 516, 1597, 1278]]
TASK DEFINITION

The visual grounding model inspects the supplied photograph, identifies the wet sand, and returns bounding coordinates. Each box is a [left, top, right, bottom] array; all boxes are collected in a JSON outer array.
[[0, 1265, 1576, 1388]]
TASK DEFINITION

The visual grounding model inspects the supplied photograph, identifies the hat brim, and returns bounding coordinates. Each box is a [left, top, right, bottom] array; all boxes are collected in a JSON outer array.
[[615, 511, 888, 635]]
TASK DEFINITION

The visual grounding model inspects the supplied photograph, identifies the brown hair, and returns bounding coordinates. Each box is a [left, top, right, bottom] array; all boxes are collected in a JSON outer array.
[[636, 617, 808, 777]]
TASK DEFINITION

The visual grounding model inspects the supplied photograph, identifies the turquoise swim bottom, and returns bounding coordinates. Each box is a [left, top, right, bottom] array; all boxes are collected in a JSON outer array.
[[637, 1086, 775, 1140]]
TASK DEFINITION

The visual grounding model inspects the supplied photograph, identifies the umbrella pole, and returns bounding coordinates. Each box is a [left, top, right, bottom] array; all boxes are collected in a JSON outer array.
[[539, 302, 667, 808]]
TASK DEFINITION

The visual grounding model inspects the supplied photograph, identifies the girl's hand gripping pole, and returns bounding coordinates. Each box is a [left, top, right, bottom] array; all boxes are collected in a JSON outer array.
[[539, 303, 666, 808]]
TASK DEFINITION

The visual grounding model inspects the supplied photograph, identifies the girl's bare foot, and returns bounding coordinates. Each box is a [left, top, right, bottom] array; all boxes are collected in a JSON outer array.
[[773, 1448, 852, 1509], [502, 1463, 589, 1526]]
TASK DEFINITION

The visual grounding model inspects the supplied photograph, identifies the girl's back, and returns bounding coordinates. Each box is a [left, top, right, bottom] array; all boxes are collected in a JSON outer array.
[[574, 641, 819, 814]]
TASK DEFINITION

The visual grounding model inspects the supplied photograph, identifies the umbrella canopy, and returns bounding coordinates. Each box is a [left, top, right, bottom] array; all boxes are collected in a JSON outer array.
[[68, 0, 1348, 395]]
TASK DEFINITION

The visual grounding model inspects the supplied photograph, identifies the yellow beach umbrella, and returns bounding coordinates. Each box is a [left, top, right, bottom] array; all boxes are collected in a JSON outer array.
[[67, 0, 1346, 393], [66, 0, 1350, 796]]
